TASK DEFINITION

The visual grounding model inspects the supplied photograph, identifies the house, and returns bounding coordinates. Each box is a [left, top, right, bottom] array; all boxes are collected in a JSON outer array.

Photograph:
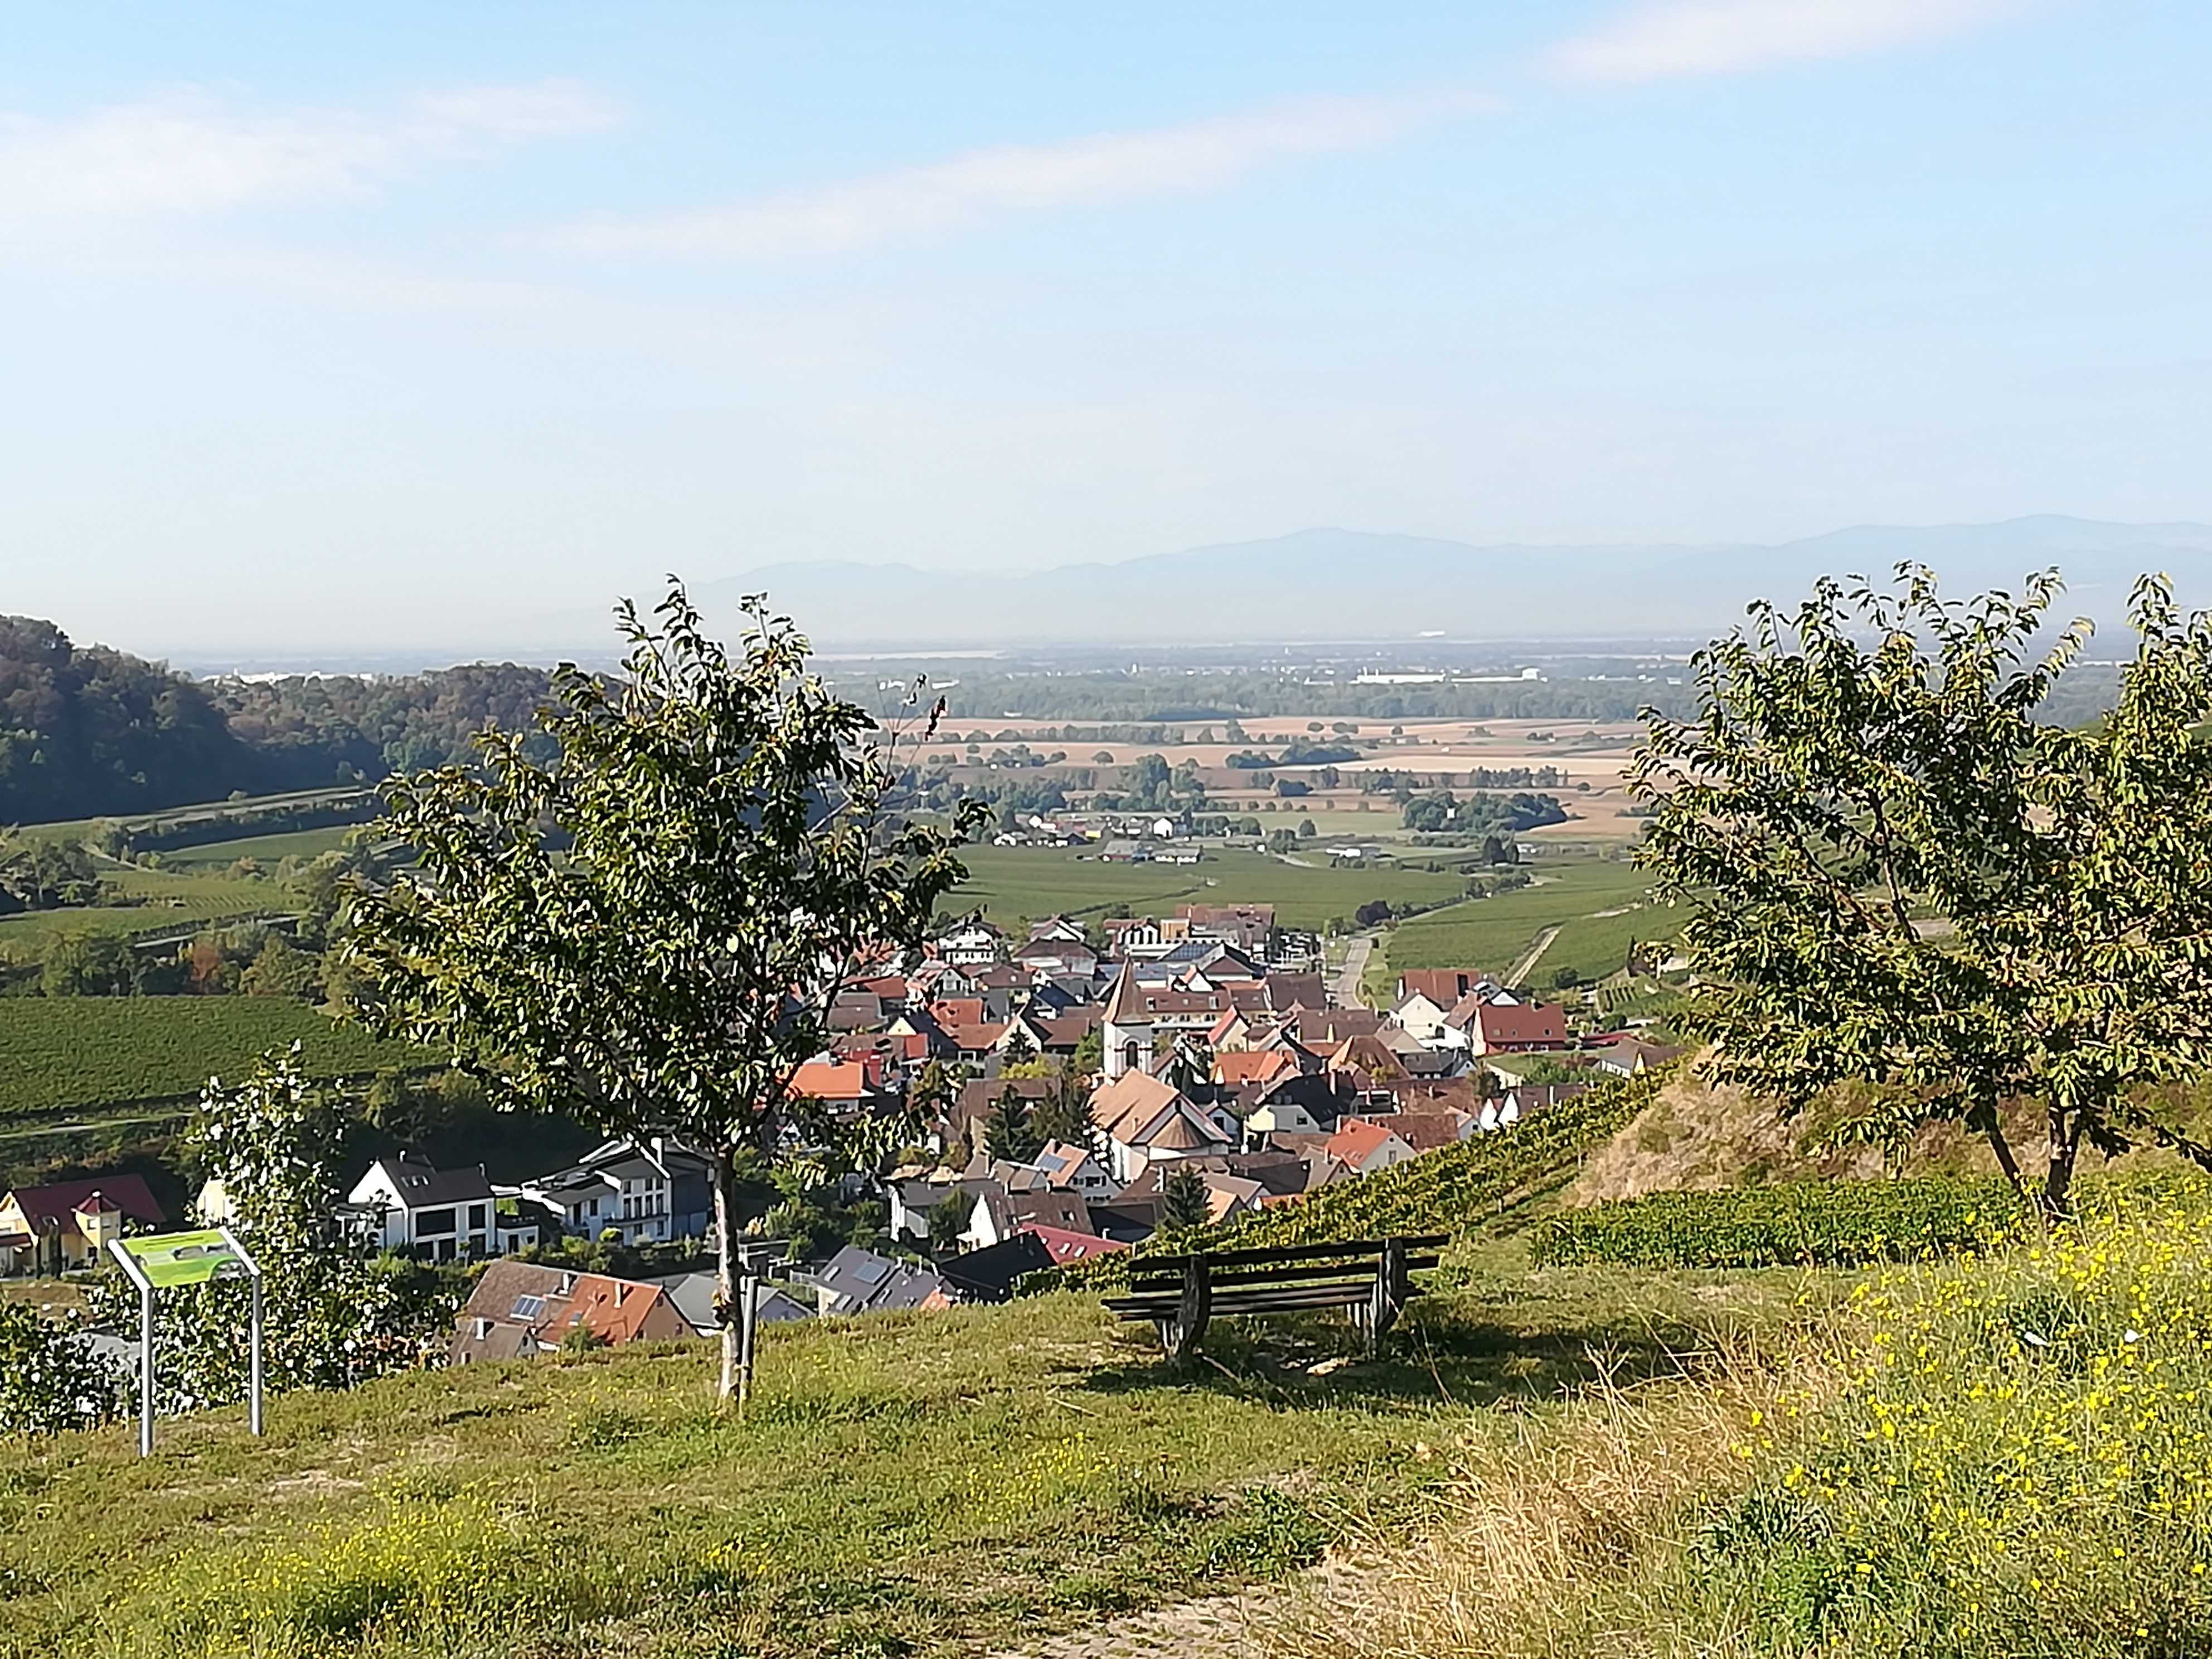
[[1263, 973, 1328, 1016], [960, 1184, 1093, 1252], [0, 1175, 167, 1276], [1031, 1139, 1119, 1200], [1088, 1071, 1236, 1183], [1212, 1048, 1301, 1090], [951, 1075, 1059, 1158], [938, 1234, 1058, 1303], [1462, 999, 1571, 1055], [935, 918, 1006, 967], [1352, 1110, 1474, 1154], [805, 1245, 951, 1316], [1170, 902, 1276, 955], [1325, 1118, 1418, 1176], [518, 1136, 711, 1244], [1396, 968, 1494, 1007], [790, 1058, 887, 1113], [449, 1259, 691, 1364], [1099, 962, 1274, 1080], [348, 1152, 496, 1260], [1022, 1223, 1128, 1265], [644, 1270, 813, 1338], [1487, 1081, 1590, 1130], [1582, 1035, 1686, 1076]]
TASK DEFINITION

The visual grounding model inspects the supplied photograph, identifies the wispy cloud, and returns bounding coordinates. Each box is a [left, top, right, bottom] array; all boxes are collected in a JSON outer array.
[[551, 88, 1492, 259], [0, 80, 618, 222], [1550, 0, 2030, 83]]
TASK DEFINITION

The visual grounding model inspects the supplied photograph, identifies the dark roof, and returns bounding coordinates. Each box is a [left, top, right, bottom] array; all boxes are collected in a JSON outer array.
[[938, 1234, 1056, 1303], [6, 1174, 166, 1232], [1264, 974, 1327, 1013], [376, 1153, 495, 1209]]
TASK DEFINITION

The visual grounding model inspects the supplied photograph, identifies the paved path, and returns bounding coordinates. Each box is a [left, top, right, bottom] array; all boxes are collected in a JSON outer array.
[[1332, 929, 1379, 1008], [1505, 924, 1560, 987]]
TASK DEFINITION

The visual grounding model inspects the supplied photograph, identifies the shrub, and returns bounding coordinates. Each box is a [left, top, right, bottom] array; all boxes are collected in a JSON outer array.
[[1530, 1177, 2026, 1270]]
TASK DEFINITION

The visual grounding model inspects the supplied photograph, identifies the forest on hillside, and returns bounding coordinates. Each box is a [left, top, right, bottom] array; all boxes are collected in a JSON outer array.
[[0, 615, 557, 824]]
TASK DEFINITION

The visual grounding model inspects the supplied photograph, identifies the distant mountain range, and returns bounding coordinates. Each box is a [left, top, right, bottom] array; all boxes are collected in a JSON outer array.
[[685, 517, 2212, 649]]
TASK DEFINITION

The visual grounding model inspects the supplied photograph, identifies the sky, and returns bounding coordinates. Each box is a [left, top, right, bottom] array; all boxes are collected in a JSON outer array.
[[3, 1, 2210, 654]]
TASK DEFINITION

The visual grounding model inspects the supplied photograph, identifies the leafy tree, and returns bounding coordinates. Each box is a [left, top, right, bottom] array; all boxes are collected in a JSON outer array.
[[1159, 1034, 1212, 1097], [38, 933, 128, 997], [1031, 1066, 1099, 1153], [1296, 817, 1317, 840], [90, 1047, 426, 1410], [1635, 565, 2212, 1218], [560, 1322, 611, 1355], [0, 1300, 122, 1437], [343, 583, 982, 1405], [241, 933, 320, 999], [1157, 1163, 1214, 1232], [984, 1086, 1044, 1163], [1070, 1027, 1104, 1076], [1551, 966, 1582, 991], [1354, 899, 1393, 928], [927, 1185, 975, 1254]]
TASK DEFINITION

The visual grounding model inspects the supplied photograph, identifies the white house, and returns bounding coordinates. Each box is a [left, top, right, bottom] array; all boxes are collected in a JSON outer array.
[[347, 1152, 497, 1260]]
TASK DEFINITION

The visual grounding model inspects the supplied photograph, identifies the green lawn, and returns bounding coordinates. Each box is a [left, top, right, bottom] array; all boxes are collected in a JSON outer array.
[[0, 998, 426, 1119], [1381, 858, 1660, 983], [0, 1254, 1819, 1659], [950, 846, 1469, 932]]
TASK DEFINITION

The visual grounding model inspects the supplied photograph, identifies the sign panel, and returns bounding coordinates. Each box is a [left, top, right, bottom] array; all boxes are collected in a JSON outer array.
[[115, 1228, 251, 1288]]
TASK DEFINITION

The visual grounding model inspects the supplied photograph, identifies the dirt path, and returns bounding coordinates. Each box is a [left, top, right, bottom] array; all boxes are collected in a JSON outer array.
[[1506, 924, 1560, 987], [986, 1555, 1372, 1659]]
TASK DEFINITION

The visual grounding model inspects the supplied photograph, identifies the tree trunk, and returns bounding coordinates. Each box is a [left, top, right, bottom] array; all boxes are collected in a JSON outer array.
[[2040, 1102, 2083, 1223], [711, 1147, 741, 1408]]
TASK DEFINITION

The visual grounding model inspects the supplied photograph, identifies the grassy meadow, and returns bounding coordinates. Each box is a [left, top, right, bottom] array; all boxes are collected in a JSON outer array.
[[159, 827, 357, 869], [0, 865, 287, 959], [0, 1246, 1821, 1659], [0, 998, 425, 1120]]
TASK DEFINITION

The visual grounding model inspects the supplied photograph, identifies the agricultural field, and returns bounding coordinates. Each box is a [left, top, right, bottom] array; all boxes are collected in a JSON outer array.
[[1380, 856, 1662, 986], [949, 846, 1471, 932], [0, 998, 425, 1120], [0, 865, 286, 959], [159, 827, 357, 869]]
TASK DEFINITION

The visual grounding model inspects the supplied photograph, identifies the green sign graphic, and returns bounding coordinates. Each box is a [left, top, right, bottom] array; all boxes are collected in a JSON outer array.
[[116, 1228, 250, 1288]]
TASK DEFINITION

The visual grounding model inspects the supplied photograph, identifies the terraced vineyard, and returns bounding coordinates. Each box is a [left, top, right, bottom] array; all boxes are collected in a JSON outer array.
[[0, 866, 287, 959], [0, 998, 427, 1120], [1056, 1067, 1668, 1290]]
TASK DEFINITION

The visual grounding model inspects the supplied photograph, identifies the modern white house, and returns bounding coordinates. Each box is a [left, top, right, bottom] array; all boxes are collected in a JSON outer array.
[[347, 1152, 497, 1260], [517, 1137, 711, 1244]]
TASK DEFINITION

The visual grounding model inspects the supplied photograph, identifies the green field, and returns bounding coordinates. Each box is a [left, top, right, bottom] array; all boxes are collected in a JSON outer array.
[[1381, 857, 1660, 984], [0, 865, 287, 959], [159, 827, 357, 869], [950, 846, 1470, 930], [0, 998, 426, 1119]]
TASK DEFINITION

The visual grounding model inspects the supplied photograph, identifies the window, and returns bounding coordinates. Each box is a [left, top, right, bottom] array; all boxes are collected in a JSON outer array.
[[415, 1207, 456, 1237], [469, 1204, 488, 1230], [511, 1294, 546, 1321]]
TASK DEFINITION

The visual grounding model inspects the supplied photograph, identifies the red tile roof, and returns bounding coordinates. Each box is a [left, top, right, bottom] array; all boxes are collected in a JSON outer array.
[[1471, 1001, 1569, 1050], [5, 1175, 166, 1231], [1020, 1223, 1127, 1263], [1325, 1119, 1407, 1169]]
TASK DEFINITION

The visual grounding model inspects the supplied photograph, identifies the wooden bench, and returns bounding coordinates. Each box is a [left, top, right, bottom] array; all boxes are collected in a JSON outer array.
[[1102, 1234, 1447, 1362]]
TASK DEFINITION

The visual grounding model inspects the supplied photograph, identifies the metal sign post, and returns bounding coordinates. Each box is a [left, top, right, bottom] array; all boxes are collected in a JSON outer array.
[[106, 1226, 264, 1456]]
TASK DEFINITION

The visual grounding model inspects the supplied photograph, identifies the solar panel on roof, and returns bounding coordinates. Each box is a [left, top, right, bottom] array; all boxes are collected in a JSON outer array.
[[511, 1294, 546, 1320], [852, 1260, 888, 1283]]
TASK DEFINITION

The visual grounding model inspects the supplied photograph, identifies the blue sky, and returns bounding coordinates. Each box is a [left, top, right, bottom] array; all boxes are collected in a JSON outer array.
[[3, 1, 2209, 651]]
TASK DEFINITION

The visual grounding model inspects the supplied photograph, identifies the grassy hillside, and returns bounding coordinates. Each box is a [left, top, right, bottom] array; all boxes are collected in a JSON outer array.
[[0, 1258, 1817, 1659], [160, 827, 357, 869], [0, 998, 425, 1120]]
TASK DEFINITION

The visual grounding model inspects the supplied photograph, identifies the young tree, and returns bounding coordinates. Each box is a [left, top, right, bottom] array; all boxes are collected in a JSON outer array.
[[983, 1086, 1044, 1163], [0, 1300, 122, 1437], [343, 583, 983, 1406], [1635, 565, 2212, 1219], [1157, 1162, 1214, 1233], [1031, 1065, 1100, 1153], [927, 1185, 975, 1255]]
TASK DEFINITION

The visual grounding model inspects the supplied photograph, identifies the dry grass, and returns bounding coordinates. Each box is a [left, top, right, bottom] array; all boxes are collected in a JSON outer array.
[[1262, 1337, 1820, 1659]]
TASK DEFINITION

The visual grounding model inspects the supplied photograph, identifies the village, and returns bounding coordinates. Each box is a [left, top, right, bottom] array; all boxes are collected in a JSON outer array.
[[1, 900, 1676, 1365]]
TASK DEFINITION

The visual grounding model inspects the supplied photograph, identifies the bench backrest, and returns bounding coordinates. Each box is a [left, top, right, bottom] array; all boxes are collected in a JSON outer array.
[[1124, 1233, 1447, 1291]]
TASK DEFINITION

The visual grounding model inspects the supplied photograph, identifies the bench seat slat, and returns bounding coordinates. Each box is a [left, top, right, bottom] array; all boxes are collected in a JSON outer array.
[[1107, 1284, 1426, 1318]]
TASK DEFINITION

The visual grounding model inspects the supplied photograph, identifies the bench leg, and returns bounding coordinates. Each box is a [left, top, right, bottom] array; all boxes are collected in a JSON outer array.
[[1167, 1255, 1212, 1363]]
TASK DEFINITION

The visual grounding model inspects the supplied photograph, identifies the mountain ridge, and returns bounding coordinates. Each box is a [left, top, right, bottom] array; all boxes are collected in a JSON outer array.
[[687, 516, 2212, 647]]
